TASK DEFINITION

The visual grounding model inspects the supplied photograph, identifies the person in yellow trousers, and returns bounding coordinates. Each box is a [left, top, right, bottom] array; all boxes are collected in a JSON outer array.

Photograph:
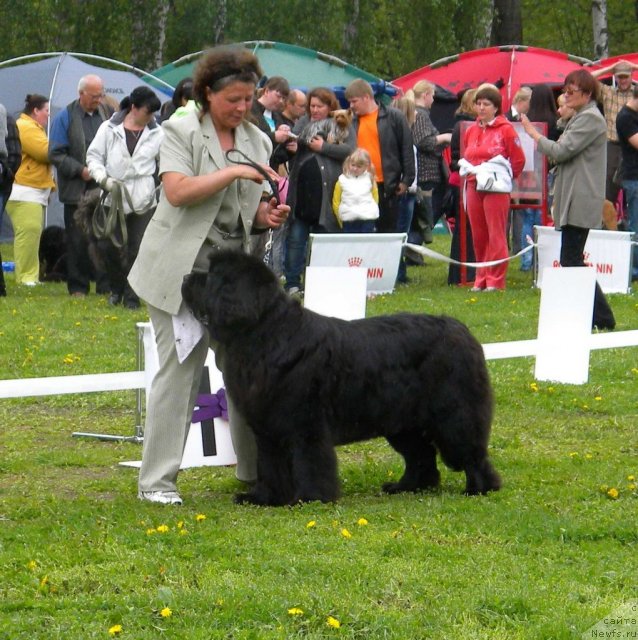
[[6, 94, 56, 286]]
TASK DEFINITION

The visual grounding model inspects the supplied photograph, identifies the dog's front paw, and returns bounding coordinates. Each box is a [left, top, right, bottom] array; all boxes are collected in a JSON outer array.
[[234, 491, 265, 506]]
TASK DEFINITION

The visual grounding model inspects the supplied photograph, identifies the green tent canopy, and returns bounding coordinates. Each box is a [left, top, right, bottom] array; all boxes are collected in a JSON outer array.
[[153, 41, 394, 98]]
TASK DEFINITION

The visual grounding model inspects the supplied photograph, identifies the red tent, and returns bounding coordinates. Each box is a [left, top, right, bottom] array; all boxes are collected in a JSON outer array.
[[393, 45, 591, 111]]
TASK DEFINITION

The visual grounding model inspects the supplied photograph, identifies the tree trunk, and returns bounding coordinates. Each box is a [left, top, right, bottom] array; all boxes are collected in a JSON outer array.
[[343, 0, 360, 53], [592, 0, 608, 60], [131, 0, 171, 71], [214, 0, 227, 45], [490, 0, 522, 45]]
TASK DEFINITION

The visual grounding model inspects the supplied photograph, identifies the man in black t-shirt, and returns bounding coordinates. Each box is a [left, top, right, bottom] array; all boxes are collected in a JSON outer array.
[[615, 85, 638, 281]]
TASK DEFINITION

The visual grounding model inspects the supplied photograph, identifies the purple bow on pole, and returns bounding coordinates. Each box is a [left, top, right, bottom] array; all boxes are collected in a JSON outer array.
[[192, 388, 228, 423]]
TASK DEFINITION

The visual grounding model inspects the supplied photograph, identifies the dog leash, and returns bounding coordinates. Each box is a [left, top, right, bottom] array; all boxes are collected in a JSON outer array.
[[225, 149, 280, 265], [224, 149, 281, 205]]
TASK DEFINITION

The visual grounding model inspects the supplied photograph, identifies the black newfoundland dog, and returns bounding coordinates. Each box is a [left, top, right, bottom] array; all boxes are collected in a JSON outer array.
[[182, 250, 500, 506]]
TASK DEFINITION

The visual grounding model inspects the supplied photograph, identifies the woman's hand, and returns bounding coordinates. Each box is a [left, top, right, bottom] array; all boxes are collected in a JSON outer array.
[[255, 197, 290, 229], [308, 135, 324, 152], [519, 114, 540, 141]]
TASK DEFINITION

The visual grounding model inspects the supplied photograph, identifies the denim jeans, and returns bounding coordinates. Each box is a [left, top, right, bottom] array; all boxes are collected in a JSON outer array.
[[343, 220, 376, 233], [396, 193, 415, 282], [622, 179, 638, 279], [520, 208, 541, 270]]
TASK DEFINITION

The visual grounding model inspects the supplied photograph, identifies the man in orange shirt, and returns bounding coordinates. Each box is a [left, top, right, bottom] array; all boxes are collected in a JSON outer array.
[[345, 79, 415, 232]]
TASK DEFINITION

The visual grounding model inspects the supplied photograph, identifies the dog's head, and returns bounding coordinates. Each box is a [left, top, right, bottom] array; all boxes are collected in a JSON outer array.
[[331, 108, 352, 130], [182, 250, 281, 341]]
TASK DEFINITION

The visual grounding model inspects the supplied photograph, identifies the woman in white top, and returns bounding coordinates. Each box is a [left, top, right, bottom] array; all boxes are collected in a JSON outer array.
[[86, 86, 163, 308]]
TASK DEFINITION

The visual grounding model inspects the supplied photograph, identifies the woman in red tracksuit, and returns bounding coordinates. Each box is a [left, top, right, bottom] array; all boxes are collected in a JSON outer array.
[[463, 84, 526, 291]]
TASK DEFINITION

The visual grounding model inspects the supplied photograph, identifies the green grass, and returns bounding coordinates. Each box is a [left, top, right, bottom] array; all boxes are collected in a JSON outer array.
[[1, 238, 638, 639]]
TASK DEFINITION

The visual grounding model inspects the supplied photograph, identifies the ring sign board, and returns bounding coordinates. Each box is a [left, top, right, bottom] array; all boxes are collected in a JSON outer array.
[[535, 226, 633, 294], [308, 233, 406, 294]]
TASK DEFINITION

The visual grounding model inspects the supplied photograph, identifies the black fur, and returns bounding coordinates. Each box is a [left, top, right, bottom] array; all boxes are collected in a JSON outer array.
[[182, 250, 501, 506], [38, 226, 67, 282]]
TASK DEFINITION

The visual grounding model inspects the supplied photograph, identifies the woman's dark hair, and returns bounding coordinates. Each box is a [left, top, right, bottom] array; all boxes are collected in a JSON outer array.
[[23, 94, 48, 115], [563, 69, 600, 101], [193, 46, 262, 110], [527, 84, 558, 130], [474, 84, 502, 114], [306, 87, 339, 114], [120, 86, 161, 113], [172, 77, 194, 109]]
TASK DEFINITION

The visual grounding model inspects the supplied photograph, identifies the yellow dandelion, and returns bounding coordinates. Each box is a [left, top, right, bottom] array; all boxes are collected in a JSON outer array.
[[628, 483, 636, 491], [215, 598, 224, 607], [627, 475, 635, 482], [569, 452, 579, 458], [391, 530, 400, 538], [176, 520, 184, 529], [357, 518, 368, 526], [594, 396, 602, 401], [40, 575, 49, 588], [146, 528, 156, 536], [632, 368, 638, 374], [179, 529, 188, 536], [341, 528, 352, 539], [547, 386, 555, 393], [160, 607, 172, 618], [530, 382, 539, 392], [607, 487, 619, 500], [75, 322, 81, 327], [196, 514, 206, 523], [585, 453, 593, 460], [63, 355, 74, 365], [156, 524, 169, 533], [327, 616, 341, 629], [108, 624, 123, 636], [27, 560, 37, 571], [306, 520, 316, 528], [287, 607, 304, 616]]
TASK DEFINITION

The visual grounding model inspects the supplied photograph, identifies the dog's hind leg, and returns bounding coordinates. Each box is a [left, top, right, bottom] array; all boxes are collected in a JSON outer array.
[[382, 432, 440, 494], [463, 457, 501, 495]]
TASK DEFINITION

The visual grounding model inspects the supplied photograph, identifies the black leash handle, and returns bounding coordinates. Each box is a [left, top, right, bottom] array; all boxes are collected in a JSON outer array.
[[224, 149, 280, 205]]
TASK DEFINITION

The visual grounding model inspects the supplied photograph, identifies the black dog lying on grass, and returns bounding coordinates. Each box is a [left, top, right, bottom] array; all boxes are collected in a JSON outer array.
[[182, 250, 501, 506]]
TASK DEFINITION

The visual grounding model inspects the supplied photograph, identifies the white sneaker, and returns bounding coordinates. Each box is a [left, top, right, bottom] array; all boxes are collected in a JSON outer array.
[[138, 490, 183, 505]]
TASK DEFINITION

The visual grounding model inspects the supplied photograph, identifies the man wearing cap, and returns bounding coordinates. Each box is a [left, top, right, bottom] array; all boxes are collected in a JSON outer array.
[[592, 59, 638, 204]]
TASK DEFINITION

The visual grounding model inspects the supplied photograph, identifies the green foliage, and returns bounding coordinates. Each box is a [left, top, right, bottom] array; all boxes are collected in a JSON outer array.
[[1, 237, 638, 638], [522, 0, 638, 60], [8, 0, 638, 81]]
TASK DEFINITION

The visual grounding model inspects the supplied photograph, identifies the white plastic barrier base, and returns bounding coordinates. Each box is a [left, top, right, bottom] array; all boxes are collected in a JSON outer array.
[[303, 267, 367, 320], [534, 267, 596, 384], [119, 323, 237, 469]]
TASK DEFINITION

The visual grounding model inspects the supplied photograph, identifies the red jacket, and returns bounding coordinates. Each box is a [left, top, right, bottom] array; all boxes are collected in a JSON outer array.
[[462, 115, 526, 179]]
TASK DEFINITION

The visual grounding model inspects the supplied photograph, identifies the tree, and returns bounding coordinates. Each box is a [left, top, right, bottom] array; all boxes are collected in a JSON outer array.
[[491, 0, 523, 45], [592, 0, 609, 59]]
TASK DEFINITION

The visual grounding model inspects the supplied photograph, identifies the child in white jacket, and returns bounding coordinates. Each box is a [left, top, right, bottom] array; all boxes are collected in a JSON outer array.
[[332, 148, 379, 233]]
